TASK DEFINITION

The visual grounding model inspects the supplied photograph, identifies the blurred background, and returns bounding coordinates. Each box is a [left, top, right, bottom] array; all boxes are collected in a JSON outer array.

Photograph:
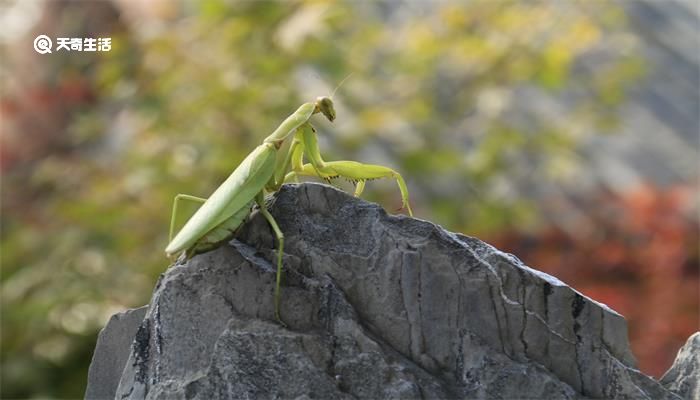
[[1, 0, 697, 398]]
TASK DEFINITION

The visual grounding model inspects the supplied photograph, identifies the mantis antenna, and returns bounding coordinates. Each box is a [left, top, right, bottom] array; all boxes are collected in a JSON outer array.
[[307, 72, 354, 184], [330, 72, 354, 100]]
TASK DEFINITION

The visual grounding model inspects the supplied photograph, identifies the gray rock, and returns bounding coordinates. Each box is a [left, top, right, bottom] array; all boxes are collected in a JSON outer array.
[[85, 306, 147, 400], [661, 332, 700, 400], [94, 183, 681, 399]]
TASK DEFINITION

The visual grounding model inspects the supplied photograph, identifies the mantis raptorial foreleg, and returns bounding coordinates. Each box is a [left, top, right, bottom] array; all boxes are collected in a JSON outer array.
[[255, 192, 285, 323], [269, 135, 302, 191], [284, 124, 413, 215], [286, 161, 413, 215], [169, 194, 207, 242], [354, 180, 366, 197]]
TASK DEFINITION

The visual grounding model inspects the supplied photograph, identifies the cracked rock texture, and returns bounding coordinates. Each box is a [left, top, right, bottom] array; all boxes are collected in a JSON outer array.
[[660, 332, 700, 400], [89, 183, 687, 399], [86, 306, 148, 400]]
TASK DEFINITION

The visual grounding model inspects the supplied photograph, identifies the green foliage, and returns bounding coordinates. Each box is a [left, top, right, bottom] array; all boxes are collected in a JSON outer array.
[[1, 1, 642, 398]]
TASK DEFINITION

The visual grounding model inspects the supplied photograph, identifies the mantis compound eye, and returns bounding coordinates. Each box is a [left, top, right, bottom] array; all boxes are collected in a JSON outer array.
[[315, 96, 336, 122]]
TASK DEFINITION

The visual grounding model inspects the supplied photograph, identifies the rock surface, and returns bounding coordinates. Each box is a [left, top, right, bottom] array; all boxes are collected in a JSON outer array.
[[89, 183, 686, 399], [661, 332, 700, 400], [85, 306, 147, 400]]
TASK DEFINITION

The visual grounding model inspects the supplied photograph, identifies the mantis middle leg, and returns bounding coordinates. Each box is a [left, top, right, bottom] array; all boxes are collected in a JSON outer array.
[[255, 192, 286, 325]]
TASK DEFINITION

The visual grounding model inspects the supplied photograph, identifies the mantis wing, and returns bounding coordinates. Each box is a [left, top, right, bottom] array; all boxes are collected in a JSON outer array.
[[165, 142, 277, 256]]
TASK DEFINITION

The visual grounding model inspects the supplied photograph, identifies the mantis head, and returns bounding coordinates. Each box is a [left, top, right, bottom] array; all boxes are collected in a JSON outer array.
[[315, 96, 336, 122]]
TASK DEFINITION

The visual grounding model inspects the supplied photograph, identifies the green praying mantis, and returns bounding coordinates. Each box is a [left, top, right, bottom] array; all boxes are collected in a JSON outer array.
[[165, 96, 412, 323]]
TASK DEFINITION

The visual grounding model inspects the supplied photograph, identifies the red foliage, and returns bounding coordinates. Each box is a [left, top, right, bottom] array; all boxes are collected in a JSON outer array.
[[488, 183, 699, 378], [0, 78, 95, 172]]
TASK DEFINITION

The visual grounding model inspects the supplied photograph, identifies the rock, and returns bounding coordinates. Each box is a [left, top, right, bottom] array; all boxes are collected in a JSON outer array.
[[85, 306, 147, 400], [89, 183, 682, 399], [661, 332, 700, 400]]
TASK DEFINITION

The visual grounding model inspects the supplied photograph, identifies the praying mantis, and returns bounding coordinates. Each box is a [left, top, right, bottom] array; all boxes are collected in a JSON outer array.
[[165, 96, 412, 323]]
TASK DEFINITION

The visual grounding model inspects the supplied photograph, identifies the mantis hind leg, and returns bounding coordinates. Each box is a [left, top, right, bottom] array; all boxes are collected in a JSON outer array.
[[169, 194, 207, 242], [286, 161, 413, 216], [255, 193, 286, 326]]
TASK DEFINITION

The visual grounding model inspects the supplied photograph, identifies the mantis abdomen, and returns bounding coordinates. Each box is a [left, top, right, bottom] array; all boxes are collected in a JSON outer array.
[[166, 142, 277, 257]]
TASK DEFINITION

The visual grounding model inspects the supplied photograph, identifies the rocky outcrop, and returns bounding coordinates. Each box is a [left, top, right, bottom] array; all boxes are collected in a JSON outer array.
[[661, 332, 700, 400], [87, 183, 686, 399], [85, 306, 147, 400]]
